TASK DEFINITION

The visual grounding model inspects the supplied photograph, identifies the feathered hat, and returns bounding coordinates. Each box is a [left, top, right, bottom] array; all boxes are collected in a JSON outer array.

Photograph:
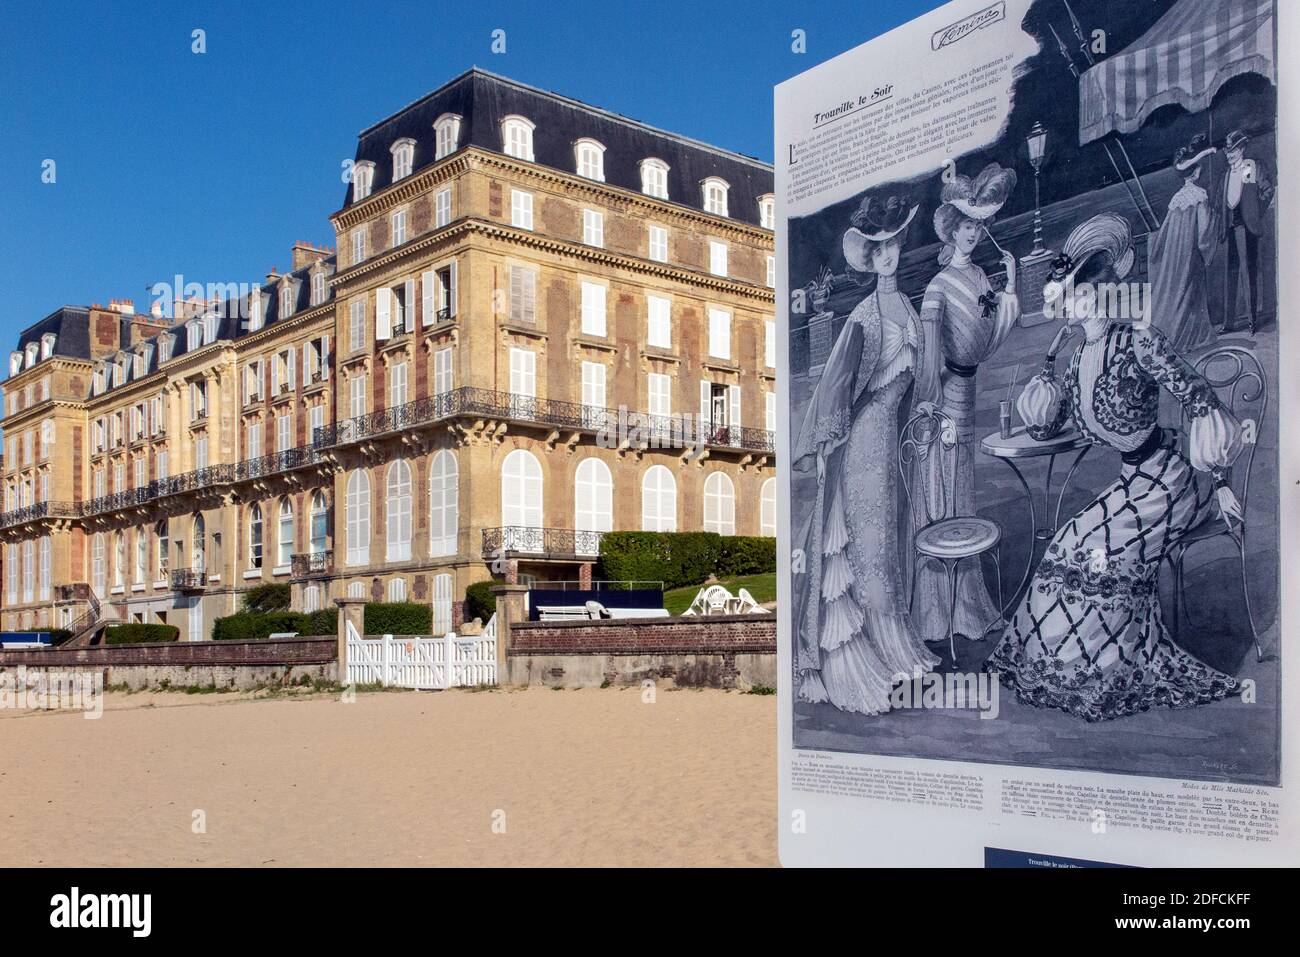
[[842, 194, 918, 271], [933, 163, 1017, 245], [1174, 133, 1216, 172]]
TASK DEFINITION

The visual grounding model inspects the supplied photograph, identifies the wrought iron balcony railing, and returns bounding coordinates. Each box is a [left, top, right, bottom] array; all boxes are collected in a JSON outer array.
[[313, 387, 776, 455], [481, 526, 605, 559], [0, 500, 80, 529], [290, 549, 333, 579], [233, 445, 318, 483], [170, 568, 207, 591]]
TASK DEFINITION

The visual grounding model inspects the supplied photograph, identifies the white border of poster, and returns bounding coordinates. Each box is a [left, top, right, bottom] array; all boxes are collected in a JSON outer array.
[[775, 0, 1298, 867]]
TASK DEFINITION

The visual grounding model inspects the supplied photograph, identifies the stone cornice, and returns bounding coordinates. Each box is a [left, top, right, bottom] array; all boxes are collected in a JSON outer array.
[[330, 155, 473, 230]]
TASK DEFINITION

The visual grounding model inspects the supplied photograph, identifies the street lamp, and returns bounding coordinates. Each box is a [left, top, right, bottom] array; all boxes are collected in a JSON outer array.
[[1026, 121, 1048, 256]]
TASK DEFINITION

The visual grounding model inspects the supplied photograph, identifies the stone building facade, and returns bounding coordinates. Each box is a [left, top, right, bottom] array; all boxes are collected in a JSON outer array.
[[0, 69, 774, 639]]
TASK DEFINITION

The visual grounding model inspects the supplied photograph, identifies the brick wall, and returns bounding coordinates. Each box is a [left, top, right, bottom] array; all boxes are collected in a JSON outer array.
[[508, 614, 775, 656], [0, 637, 335, 668]]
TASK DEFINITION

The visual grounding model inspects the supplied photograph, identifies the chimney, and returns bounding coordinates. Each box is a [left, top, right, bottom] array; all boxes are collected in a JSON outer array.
[[291, 240, 333, 271], [150, 300, 164, 318], [109, 298, 135, 315], [266, 266, 279, 284]]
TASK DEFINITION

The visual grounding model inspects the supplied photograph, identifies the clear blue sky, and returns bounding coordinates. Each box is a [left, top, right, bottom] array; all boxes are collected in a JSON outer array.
[[0, 0, 943, 333]]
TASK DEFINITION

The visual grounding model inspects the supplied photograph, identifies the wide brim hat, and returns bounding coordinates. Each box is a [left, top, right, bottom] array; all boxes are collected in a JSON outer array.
[[1224, 129, 1250, 152], [940, 162, 1017, 221], [1175, 134, 1216, 171], [843, 202, 918, 271]]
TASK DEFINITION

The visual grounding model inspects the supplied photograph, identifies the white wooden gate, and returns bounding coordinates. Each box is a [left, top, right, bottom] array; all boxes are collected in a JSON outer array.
[[345, 615, 497, 689]]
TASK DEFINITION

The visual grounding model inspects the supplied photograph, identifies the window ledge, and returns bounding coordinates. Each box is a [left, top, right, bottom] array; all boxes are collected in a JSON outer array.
[[703, 359, 740, 374], [207, 574, 221, 585], [153, 579, 168, 589], [498, 322, 547, 340], [131, 583, 144, 593], [573, 336, 616, 354], [242, 569, 262, 580], [110, 586, 125, 595], [272, 564, 291, 577], [640, 347, 680, 364]]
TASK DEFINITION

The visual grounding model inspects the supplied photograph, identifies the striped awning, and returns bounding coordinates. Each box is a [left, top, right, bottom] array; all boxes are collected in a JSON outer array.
[[1079, 0, 1275, 144]]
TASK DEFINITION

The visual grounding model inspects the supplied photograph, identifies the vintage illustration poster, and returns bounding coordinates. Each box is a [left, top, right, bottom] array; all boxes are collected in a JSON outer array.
[[775, 0, 1298, 866]]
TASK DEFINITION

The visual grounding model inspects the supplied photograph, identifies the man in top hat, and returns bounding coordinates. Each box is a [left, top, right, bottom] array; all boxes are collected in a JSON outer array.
[[1219, 128, 1274, 333], [1150, 134, 1219, 353]]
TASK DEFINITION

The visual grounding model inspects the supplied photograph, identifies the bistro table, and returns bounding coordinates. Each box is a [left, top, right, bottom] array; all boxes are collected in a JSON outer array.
[[980, 426, 1093, 617]]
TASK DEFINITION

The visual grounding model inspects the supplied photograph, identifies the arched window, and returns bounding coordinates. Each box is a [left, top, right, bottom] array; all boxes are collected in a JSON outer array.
[[352, 160, 376, 202], [641, 465, 677, 532], [434, 113, 462, 160], [500, 449, 543, 537], [385, 459, 412, 561], [702, 177, 730, 217], [501, 115, 535, 162], [391, 138, 415, 181], [703, 472, 736, 535], [348, 581, 365, 598], [429, 450, 459, 556], [388, 577, 407, 602], [760, 478, 776, 537], [345, 470, 370, 565], [156, 520, 169, 579], [248, 503, 263, 569], [433, 572, 453, 635], [574, 458, 612, 555], [134, 528, 147, 584], [758, 194, 775, 230], [303, 584, 320, 613], [574, 138, 606, 181], [639, 158, 669, 199], [113, 532, 126, 587], [277, 498, 294, 567], [309, 491, 328, 555], [92, 533, 106, 594]]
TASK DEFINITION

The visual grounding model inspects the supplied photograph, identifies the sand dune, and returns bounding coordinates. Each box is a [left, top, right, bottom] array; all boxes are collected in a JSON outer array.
[[0, 686, 776, 867]]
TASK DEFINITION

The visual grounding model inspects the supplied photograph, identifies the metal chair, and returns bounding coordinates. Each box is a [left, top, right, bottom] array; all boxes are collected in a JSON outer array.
[[899, 408, 1004, 666], [1166, 346, 1267, 660]]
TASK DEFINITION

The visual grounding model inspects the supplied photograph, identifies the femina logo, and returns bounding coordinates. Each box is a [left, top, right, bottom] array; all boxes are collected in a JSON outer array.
[[931, 1, 1006, 50], [49, 887, 152, 938]]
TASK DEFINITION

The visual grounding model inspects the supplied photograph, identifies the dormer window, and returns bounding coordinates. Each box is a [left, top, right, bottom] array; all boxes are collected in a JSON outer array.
[[113, 356, 127, 387], [352, 161, 376, 202], [92, 365, 105, 395], [133, 351, 146, 377], [40, 333, 57, 360], [24, 343, 39, 368], [280, 282, 295, 318], [758, 194, 775, 230], [159, 333, 174, 363], [434, 113, 461, 160], [391, 138, 415, 181], [248, 289, 263, 330], [186, 321, 200, 351], [203, 313, 217, 345], [311, 271, 326, 306], [9, 352, 23, 377], [702, 177, 730, 217], [501, 115, 535, 162], [574, 139, 606, 181], [640, 158, 669, 199]]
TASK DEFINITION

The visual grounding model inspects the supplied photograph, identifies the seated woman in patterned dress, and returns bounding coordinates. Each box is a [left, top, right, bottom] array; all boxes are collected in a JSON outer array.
[[985, 212, 1245, 722]]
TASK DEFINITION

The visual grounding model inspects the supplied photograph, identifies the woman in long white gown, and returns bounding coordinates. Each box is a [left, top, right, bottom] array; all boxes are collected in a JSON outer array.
[[793, 195, 940, 715]]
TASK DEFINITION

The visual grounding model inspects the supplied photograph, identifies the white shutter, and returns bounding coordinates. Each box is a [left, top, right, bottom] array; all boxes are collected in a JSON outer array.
[[700, 380, 711, 425], [375, 287, 391, 340], [729, 385, 741, 445], [434, 347, 453, 395], [422, 270, 436, 326], [271, 357, 281, 395], [287, 346, 296, 389], [322, 335, 331, 379], [448, 260, 458, 317], [403, 278, 415, 331]]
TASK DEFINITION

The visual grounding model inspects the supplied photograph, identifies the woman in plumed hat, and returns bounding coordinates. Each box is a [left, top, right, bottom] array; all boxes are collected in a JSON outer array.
[[792, 194, 940, 714], [991, 212, 1244, 721], [910, 163, 1019, 650], [1150, 134, 1220, 353]]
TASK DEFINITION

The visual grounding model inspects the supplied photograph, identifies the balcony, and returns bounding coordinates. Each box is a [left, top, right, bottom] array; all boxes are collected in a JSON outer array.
[[481, 526, 604, 562], [234, 445, 319, 483], [0, 500, 80, 529], [170, 568, 207, 592], [80, 464, 235, 518], [290, 549, 333, 579], [313, 387, 776, 455]]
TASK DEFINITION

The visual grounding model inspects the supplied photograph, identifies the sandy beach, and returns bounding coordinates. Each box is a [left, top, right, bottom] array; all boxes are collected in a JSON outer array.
[[0, 686, 776, 867]]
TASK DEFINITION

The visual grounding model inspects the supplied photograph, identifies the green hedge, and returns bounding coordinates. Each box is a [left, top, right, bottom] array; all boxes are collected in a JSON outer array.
[[212, 600, 338, 641], [243, 582, 290, 613], [104, 623, 180, 645], [465, 581, 495, 624], [718, 536, 777, 578], [597, 532, 775, 590], [364, 602, 432, 636]]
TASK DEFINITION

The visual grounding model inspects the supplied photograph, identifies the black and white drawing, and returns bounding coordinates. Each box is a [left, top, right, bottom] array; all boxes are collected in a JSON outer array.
[[787, 0, 1280, 784]]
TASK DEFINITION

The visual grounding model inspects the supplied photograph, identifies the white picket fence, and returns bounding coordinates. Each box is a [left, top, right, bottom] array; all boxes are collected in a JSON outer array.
[[346, 614, 497, 689]]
